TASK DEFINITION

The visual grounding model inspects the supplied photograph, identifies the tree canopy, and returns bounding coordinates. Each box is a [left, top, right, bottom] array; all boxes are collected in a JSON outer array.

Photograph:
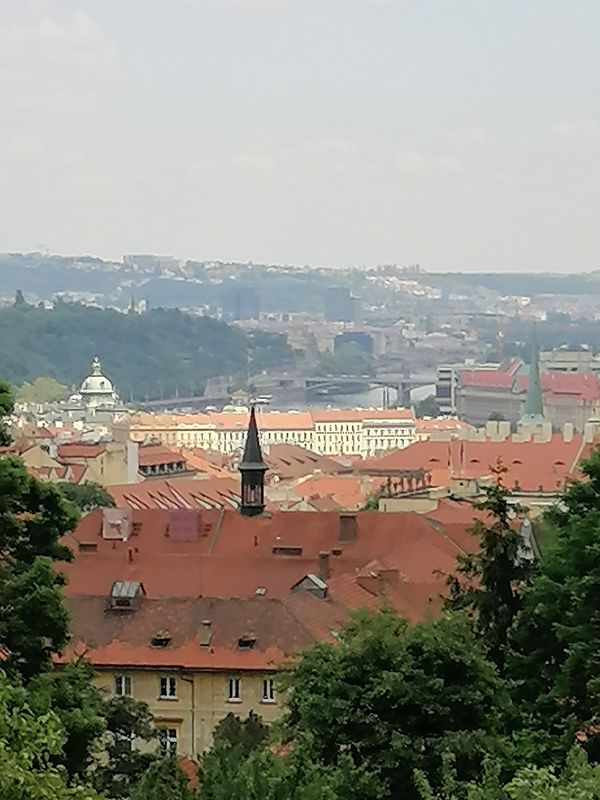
[[17, 377, 69, 404], [315, 342, 374, 377], [0, 303, 292, 401], [57, 481, 115, 513]]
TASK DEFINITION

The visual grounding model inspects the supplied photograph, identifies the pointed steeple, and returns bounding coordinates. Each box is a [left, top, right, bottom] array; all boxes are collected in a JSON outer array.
[[239, 407, 267, 516], [520, 326, 545, 424]]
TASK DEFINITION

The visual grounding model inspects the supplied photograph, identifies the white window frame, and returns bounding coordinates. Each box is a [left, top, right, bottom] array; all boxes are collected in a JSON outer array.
[[158, 727, 178, 756], [114, 674, 132, 697], [227, 677, 241, 702], [159, 676, 177, 699], [261, 677, 276, 703]]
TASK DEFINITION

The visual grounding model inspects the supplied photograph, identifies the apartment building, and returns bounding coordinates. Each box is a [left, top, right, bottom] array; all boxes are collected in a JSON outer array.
[[127, 408, 416, 458]]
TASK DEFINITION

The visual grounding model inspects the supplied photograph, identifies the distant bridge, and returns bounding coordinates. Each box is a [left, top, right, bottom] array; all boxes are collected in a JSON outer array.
[[305, 373, 436, 407]]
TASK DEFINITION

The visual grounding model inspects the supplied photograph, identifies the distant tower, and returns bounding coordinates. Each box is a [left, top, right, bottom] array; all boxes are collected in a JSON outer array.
[[239, 407, 267, 517], [520, 327, 545, 426], [128, 294, 136, 315]]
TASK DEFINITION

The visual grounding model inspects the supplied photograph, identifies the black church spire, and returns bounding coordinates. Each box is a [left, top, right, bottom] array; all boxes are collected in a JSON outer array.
[[239, 406, 267, 516]]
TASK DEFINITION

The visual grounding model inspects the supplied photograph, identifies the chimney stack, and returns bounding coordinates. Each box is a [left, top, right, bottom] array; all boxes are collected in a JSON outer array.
[[339, 513, 357, 544], [318, 550, 331, 580]]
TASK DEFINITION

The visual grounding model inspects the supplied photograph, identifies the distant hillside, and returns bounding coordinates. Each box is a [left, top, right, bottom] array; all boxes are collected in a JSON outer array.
[[0, 303, 292, 400]]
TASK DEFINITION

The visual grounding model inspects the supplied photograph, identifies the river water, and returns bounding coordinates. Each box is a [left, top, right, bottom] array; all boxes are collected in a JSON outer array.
[[272, 384, 436, 411]]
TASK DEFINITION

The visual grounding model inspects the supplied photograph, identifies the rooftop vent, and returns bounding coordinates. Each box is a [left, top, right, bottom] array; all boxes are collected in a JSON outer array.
[[272, 545, 303, 557], [78, 542, 98, 553], [107, 580, 145, 612], [238, 634, 256, 650], [255, 587, 266, 596], [200, 620, 213, 648], [150, 630, 172, 648], [102, 508, 132, 541], [331, 547, 343, 556], [291, 574, 328, 600]]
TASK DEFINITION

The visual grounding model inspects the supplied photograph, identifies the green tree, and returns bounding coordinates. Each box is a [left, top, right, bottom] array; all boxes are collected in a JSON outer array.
[[416, 747, 600, 800], [28, 662, 106, 779], [57, 481, 115, 513], [316, 342, 374, 377], [131, 758, 193, 800], [17, 377, 69, 404], [93, 696, 158, 798], [445, 468, 531, 668], [509, 506, 600, 760], [280, 609, 512, 800], [0, 671, 101, 800], [0, 454, 78, 680], [415, 395, 441, 418], [0, 380, 12, 446]]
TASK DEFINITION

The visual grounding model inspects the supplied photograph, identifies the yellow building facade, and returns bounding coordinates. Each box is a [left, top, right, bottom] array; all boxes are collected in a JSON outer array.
[[95, 667, 282, 755]]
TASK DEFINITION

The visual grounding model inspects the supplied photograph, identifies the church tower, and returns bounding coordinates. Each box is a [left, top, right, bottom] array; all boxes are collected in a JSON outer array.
[[239, 407, 267, 516], [519, 328, 545, 427]]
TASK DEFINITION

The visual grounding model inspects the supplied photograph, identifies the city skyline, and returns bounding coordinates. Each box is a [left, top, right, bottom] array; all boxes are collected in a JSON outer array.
[[0, 1, 599, 271]]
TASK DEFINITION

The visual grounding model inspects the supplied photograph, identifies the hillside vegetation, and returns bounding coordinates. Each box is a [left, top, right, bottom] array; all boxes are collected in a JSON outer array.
[[0, 303, 291, 400]]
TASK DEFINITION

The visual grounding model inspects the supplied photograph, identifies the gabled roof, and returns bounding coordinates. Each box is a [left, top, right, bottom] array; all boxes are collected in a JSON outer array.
[[107, 478, 240, 511]]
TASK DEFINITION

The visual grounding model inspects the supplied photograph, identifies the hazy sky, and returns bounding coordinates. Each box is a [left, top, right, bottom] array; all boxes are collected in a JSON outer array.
[[0, 0, 599, 271]]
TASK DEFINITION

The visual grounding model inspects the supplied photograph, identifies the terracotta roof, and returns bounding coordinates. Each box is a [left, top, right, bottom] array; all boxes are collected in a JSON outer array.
[[459, 371, 515, 389], [515, 372, 600, 402], [265, 444, 342, 481], [61, 508, 475, 604], [107, 478, 240, 511], [64, 595, 318, 670], [360, 434, 586, 492], [138, 444, 186, 468], [58, 442, 105, 459], [415, 417, 474, 433], [289, 475, 379, 511]]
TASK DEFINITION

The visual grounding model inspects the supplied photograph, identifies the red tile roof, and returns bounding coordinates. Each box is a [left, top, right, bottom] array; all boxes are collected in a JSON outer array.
[[58, 442, 105, 459], [107, 478, 240, 511], [459, 371, 516, 389], [138, 444, 186, 468], [515, 372, 600, 402], [360, 434, 586, 492]]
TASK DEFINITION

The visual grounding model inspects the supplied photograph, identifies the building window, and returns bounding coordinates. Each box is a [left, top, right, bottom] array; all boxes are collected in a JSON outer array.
[[158, 727, 178, 756], [228, 677, 241, 701], [159, 676, 177, 699], [114, 674, 132, 697], [262, 678, 275, 703]]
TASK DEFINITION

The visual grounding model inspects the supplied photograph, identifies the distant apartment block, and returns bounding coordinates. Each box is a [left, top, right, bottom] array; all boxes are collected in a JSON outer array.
[[128, 408, 416, 458]]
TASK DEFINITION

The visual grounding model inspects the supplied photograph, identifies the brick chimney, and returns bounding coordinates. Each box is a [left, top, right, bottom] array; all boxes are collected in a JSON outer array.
[[339, 513, 357, 544], [318, 550, 330, 580]]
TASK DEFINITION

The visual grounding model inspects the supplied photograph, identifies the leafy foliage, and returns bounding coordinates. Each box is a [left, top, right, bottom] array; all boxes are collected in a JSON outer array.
[[0, 447, 78, 679], [131, 758, 193, 800], [315, 342, 374, 377], [508, 452, 600, 762], [416, 747, 600, 800], [0, 671, 101, 799], [0, 303, 292, 401], [93, 697, 158, 798], [414, 394, 442, 418], [280, 609, 512, 799], [445, 469, 531, 668], [0, 380, 12, 446], [28, 662, 106, 779], [17, 377, 69, 404], [57, 481, 115, 513]]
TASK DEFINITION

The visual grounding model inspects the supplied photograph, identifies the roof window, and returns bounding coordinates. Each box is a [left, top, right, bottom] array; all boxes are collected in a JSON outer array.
[[107, 580, 145, 612], [238, 634, 256, 650], [272, 545, 303, 556], [151, 630, 172, 648]]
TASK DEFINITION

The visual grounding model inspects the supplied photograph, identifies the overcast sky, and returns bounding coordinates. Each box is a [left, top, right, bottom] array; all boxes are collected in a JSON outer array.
[[0, 0, 599, 271]]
